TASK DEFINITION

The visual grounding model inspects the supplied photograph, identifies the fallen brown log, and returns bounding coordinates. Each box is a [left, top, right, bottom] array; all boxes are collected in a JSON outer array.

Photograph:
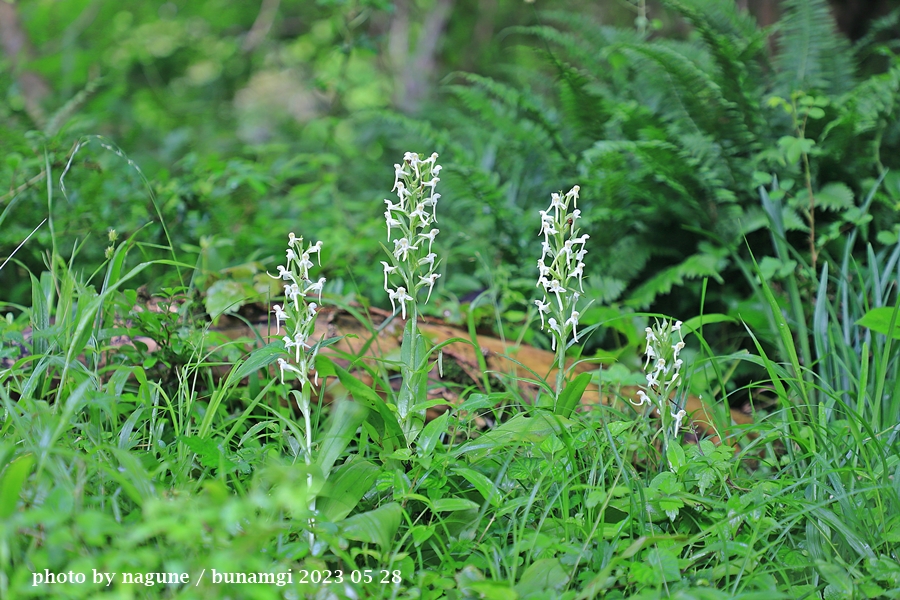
[[10, 301, 752, 439], [212, 305, 752, 439]]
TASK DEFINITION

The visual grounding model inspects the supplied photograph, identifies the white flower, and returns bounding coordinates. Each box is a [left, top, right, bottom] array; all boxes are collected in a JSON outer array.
[[541, 241, 552, 261], [305, 277, 326, 303], [284, 333, 311, 362], [275, 265, 293, 281], [404, 152, 420, 178], [644, 345, 656, 370], [548, 318, 563, 350], [306, 240, 323, 265], [534, 299, 550, 329], [570, 262, 585, 291], [286, 248, 296, 262], [385, 213, 403, 240], [422, 177, 440, 195], [409, 203, 430, 224], [273, 304, 288, 334], [539, 211, 557, 241], [537, 259, 551, 279], [394, 163, 409, 185], [277, 357, 303, 384], [547, 279, 566, 309], [631, 390, 651, 407], [671, 409, 686, 436], [296, 254, 314, 278], [418, 272, 441, 303], [388, 287, 413, 319], [569, 209, 581, 230], [566, 185, 580, 208], [566, 310, 580, 342], [422, 194, 440, 222], [302, 302, 318, 325], [418, 228, 439, 251], [572, 233, 590, 245], [645, 327, 656, 354], [393, 237, 419, 262], [285, 283, 302, 310], [381, 261, 397, 292], [418, 252, 437, 269], [673, 320, 683, 331], [549, 193, 565, 215]]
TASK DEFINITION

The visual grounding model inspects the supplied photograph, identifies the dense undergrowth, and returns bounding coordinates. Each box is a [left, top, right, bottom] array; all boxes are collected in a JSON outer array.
[[3, 0, 900, 598]]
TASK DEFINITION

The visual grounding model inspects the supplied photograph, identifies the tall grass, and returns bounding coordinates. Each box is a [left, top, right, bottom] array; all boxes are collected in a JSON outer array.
[[1, 161, 899, 599]]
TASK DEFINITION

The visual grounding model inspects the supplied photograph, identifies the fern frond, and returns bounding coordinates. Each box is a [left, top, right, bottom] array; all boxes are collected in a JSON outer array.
[[773, 0, 855, 95], [662, 0, 765, 145], [613, 41, 756, 165], [446, 72, 573, 162], [626, 248, 729, 309]]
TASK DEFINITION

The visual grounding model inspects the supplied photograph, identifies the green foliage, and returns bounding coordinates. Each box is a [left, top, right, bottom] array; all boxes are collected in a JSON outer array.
[[4, 1, 900, 598]]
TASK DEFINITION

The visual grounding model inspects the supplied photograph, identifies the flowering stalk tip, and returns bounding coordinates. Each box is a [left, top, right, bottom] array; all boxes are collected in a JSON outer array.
[[382, 152, 443, 319], [534, 185, 590, 397]]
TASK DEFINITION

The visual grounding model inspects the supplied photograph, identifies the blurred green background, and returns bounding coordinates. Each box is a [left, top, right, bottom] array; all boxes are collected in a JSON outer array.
[[3, 0, 900, 359]]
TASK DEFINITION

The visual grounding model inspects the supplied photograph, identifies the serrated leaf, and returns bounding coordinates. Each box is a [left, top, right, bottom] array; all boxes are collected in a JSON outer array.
[[179, 435, 235, 471], [698, 467, 717, 496], [758, 256, 797, 280], [817, 182, 854, 211]]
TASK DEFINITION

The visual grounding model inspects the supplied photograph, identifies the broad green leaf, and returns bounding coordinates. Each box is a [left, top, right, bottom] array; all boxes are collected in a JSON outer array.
[[315, 398, 368, 476], [205, 279, 250, 319], [647, 548, 681, 583], [431, 498, 480, 513], [410, 525, 435, 547], [555, 371, 592, 418], [232, 342, 284, 382], [417, 411, 449, 457], [452, 412, 571, 459], [606, 421, 634, 436], [453, 467, 501, 507], [816, 561, 854, 597], [340, 502, 402, 550], [515, 558, 570, 598], [316, 460, 380, 522], [666, 441, 685, 473], [466, 581, 517, 600], [327, 357, 405, 452], [30, 273, 50, 356], [856, 306, 900, 340], [0, 454, 34, 519], [680, 313, 735, 334]]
